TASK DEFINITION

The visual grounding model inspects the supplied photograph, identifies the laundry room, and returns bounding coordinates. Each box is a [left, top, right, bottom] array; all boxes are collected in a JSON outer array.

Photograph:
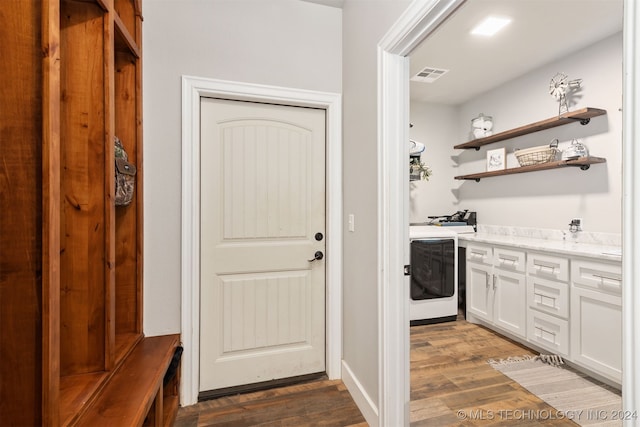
[[406, 0, 624, 394]]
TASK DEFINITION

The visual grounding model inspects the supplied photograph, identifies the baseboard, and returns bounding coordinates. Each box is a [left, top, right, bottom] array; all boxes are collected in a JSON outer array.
[[341, 360, 379, 427]]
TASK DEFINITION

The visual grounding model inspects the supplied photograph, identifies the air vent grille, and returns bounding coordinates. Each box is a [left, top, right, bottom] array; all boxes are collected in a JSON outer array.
[[411, 67, 449, 83]]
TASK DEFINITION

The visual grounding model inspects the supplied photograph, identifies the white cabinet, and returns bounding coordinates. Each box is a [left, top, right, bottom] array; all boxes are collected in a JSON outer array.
[[570, 258, 622, 383], [463, 239, 622, 386], [493, 268, 527, 337], [466, 244, 493, 323], [467, 262, 493, 323], [466, 244, 527, 338], [526, 251, 570, 356]]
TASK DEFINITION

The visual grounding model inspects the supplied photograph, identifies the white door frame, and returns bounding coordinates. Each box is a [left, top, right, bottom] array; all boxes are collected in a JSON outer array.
[[378, 0, 640, 425], [622, 0, 640, 417], [180, 76, 342, 406]]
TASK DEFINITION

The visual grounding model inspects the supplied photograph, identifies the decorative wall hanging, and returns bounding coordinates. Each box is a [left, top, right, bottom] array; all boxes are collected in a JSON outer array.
[[114, 136, 137, 206], [549, 72, 582, 116], [486, 147, 506, 171]]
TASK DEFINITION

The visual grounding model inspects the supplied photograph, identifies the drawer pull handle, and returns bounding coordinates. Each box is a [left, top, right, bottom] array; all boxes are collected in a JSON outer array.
[[535, 264, 556, 273], [592, 273, 621, 283], [535, 326, 557, 344], [535, 327, 556, 337], [534, 292, 558, 309]]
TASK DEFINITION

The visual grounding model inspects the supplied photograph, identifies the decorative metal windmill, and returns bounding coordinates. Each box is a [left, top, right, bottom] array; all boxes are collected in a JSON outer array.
[[549, 72, 582, 116]]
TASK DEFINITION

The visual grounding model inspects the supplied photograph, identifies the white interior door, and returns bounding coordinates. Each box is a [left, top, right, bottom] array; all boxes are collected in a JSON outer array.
[[199, 97, 326, 393]]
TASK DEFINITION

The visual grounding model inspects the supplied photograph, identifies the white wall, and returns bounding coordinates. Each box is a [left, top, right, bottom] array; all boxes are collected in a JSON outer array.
[[409, 102, 459, 223], [411, 32, 623, 233], [142, 0, 342, 336], [342, 0, 410, 409]]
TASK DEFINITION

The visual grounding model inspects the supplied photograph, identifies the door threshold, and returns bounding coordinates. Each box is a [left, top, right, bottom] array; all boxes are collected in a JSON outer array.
[[198, 372, 327, 402]]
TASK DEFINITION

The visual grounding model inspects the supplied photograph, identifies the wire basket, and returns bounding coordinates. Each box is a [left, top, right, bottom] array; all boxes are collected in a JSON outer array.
[[515, 143, 559, 167]]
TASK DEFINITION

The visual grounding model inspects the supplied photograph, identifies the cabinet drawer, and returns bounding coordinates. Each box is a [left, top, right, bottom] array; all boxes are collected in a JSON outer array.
[[466, 244, 492, 265], [527, 309, 569, 357], [527, 276, 569, 319], [493, 247, 526, 273], [527, 252, 569, 282], [571, 259, 622, 295]]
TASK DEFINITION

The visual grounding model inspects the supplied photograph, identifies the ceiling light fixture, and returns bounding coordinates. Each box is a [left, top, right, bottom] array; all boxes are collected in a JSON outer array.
[[470, 16, 511, 37]]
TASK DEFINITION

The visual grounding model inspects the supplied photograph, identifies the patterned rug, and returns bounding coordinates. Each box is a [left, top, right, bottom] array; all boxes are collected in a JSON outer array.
[[489, 355, 623, 426]]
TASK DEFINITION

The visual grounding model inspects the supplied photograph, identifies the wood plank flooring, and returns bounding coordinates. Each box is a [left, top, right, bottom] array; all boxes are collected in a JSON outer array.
[[175, 318, 579, 426], [409, 319, 577, 426], [174, 378, 367, 426]]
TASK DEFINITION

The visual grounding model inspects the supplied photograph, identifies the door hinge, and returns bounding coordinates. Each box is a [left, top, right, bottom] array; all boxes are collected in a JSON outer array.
[[404, 265, 411, 276]]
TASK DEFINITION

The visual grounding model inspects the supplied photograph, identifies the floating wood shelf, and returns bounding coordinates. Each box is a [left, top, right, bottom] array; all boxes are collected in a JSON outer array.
[[454, 108, 607, 150], [455, 157, 606, 182]]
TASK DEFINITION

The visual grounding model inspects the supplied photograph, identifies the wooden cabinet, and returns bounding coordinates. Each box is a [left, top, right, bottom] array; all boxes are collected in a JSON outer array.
[[466, 244, 527, 338], [570, 258, 622, 383], [453, 108, 607, 181], [1, 1, 179, 425]]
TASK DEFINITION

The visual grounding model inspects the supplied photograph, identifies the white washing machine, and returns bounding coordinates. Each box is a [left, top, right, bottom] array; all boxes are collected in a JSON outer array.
[[409, 225, 471, 324]]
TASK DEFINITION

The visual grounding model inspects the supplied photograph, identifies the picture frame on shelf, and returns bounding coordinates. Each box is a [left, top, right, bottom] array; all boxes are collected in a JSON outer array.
[[487, 147, 506, 171]]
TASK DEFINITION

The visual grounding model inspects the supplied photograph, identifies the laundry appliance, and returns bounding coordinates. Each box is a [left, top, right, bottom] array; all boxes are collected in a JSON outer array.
[[409, 222, 475, 325]]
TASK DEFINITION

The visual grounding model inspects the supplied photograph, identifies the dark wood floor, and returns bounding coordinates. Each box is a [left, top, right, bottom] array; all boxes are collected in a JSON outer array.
[[175, 318, 578, 426], [174, 377, 366, 426]]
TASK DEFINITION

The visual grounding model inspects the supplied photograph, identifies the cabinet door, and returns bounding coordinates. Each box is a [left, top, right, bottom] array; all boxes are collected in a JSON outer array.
[[571, 286, 622, 383], [466, 263, 493, 323], [493, 269, 527, 338]]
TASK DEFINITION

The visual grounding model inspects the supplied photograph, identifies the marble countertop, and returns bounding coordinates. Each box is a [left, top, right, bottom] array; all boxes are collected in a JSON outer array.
[[458, 225, 622, 262]]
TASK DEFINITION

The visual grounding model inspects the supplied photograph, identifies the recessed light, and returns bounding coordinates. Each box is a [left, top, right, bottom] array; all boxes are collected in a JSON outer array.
[[470, 16, 511, 37]]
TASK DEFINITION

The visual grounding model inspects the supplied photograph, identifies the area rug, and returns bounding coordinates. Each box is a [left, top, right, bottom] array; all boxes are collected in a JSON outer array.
[[489, 355, 623, 426]]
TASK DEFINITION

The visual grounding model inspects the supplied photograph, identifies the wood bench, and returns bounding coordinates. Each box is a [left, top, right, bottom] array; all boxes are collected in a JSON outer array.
[[73, 334, 181, 427]]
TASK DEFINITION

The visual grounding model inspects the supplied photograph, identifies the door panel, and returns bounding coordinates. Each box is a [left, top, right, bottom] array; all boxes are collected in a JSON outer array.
[[199, 98, 326, 392], [467, 264, 492, 322], [494, 269, 526, 338]]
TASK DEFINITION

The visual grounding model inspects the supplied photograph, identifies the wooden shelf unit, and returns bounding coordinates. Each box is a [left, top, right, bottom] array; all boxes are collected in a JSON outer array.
[[1, 1, 180, 426], [452, 107, 607, 181], [454, 108, 607, 150], [455, 156, 607, 181]]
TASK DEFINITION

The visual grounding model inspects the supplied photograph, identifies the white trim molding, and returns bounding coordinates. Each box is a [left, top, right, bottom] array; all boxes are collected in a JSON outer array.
[[622, 0, 640, 419], [180, 76, 343, 406], [375, 1, 465, 425], [342, 361, 379, 427]]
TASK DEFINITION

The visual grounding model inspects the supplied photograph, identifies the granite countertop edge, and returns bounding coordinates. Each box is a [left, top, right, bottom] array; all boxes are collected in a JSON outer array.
[[458, 232, 622, 262]]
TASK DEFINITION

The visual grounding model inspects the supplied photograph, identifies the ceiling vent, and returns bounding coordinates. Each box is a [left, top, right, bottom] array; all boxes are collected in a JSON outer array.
[[411, 67, 449, 83]]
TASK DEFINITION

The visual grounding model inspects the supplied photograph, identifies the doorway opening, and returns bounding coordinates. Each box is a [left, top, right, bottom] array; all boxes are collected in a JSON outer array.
[[377, 0, 640, 425]]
